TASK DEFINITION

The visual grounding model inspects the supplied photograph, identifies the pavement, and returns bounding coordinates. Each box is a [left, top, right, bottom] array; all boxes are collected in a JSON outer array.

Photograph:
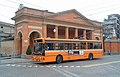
[[0, 57, 32, 64], [0, 57, 11, 60], [0, 55, 120, 77], [0, 55, 118, 64]]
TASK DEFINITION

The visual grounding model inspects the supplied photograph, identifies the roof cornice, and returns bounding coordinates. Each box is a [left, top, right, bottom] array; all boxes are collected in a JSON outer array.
[[12, 13, 102, 28]]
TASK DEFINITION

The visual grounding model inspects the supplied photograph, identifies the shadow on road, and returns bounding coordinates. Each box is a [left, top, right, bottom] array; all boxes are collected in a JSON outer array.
[[33, 58, 102, 65]]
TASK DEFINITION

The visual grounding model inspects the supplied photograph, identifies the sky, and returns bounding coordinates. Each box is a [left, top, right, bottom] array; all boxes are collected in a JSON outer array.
[[0, 0, 120, 24]]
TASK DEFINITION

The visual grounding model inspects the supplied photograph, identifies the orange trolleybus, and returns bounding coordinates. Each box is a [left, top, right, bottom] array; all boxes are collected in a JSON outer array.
[[32, 38, 103, 63]]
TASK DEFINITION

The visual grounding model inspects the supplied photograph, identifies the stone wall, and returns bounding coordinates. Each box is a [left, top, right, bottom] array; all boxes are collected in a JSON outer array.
[[0, 40, 15, 56]]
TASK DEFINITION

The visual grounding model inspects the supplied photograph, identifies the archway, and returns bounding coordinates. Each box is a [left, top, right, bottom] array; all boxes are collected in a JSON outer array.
[[96, 37, 100, 40], [29, 31, 41, 52], [18, 32, 22, 55]]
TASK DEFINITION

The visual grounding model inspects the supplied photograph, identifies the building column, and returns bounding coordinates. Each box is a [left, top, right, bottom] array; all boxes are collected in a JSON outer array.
[[55, 26, 58, 38], [83, 30, 86, 40], [14, 26, 18, 55], [75, 28, 78, 38], [65, 27, 69, 39], [22, 23, 29, 56], [15, 37, 19, 55], [42, 25, 47, 38]]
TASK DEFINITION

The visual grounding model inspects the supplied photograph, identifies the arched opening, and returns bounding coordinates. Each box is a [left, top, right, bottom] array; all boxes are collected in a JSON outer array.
[[18, 32, 22, 55], [96, 37, 100, 40], [29, 31, 41, 52], [47, 25, 55, 38]]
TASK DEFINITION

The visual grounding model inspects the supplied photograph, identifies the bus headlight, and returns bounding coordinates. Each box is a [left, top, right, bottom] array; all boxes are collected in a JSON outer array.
[[40, 57, 42, 59]]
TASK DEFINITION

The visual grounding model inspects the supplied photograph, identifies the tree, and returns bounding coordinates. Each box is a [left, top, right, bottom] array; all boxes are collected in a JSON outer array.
[[26, 45, 32, 55]]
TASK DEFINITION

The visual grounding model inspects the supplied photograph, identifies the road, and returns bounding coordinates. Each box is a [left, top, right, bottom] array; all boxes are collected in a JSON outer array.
[[0, 55, 120, 77]]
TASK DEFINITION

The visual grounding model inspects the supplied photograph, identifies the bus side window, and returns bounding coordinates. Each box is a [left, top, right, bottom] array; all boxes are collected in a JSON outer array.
[[94, 43, 102, 49], [76, 43, 79, 50], [59, 43, 64, 50], [94, 43, 98, 49], [68, 43, 72, 50], [44, 44, 49, 50], [46, 43, 54, 50], [100, 43, 102, 49], [50, 43, 54, 50], [73, 43, 76, 49], [81, 43, 86, 49], [88, 43, 93, 49], [98, 43, 102, 49]]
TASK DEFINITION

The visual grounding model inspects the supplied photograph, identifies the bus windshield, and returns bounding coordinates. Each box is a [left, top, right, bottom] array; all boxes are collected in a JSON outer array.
[[34, 43, 44, 55]]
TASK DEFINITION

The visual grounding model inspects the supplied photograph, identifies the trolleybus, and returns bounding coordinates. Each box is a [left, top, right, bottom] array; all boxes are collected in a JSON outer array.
[[32, 38, 103, 63]]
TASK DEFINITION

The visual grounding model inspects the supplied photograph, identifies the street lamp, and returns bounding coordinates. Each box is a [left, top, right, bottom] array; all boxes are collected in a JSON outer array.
[[103, 34, 106, 53], [53, 28, 56, 33]]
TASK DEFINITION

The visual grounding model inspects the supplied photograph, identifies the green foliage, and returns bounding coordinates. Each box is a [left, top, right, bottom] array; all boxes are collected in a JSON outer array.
[[26, 45, 32, 55]]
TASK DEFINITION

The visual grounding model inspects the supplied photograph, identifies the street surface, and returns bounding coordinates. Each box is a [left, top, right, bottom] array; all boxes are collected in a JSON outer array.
[[0, 55, 120, 77]]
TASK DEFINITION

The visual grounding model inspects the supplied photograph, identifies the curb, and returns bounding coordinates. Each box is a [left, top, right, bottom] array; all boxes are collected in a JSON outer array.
[[0, 61, 33, 65], [0, 58, 33, 65], [0, 57, 11, 60]]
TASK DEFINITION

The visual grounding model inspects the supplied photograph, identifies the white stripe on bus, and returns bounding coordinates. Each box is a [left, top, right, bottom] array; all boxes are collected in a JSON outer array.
[[45, 49, 103, 52]]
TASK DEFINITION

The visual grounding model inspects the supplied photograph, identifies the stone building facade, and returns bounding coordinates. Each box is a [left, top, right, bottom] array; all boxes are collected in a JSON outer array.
[[0, 21, 14, 40], [12, 7, 102, 56], [103, 14, 120, 39], [0, 21, 14, 56]]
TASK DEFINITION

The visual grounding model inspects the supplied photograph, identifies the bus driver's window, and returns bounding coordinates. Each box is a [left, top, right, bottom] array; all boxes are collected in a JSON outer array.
[[44, 44, 49, 50]]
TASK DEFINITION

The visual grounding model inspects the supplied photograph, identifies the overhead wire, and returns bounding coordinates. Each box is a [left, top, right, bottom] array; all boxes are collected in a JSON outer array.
[[0, 13, 14, 24], [86, 6, 120, 16], [81, 3, 120, 12], [5, 0, 120, 16], [18, 0, 47, 10], [79, 1, 107, 10], [0, 2, 17, 18], [1, 0, 120, 19], [5, 0, 20, 4], [0, 13, 11, 18], [5, 0, 47, 10], [0, 3, 17, 9], [0, 0, 48, 21]]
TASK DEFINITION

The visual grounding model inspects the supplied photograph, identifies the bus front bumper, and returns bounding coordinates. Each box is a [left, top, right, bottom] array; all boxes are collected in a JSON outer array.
[[32, 56, 44, 62]]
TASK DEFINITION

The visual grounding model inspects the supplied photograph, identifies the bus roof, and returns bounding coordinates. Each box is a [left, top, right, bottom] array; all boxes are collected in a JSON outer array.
[[34, 38, 102, 42]]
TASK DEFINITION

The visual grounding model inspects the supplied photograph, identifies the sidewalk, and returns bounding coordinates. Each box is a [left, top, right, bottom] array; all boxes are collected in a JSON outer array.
[[0, 57, 11, 60], [0, 58, 32, 64]]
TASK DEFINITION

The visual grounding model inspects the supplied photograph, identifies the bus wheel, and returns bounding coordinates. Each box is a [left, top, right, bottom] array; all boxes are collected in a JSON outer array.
[[88, 53, 93, 60], [56, 55, 63, 64]]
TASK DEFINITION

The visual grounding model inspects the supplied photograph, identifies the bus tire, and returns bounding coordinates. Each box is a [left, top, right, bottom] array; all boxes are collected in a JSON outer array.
[[88, 53, 93, 60], [56, 55, 63, 64]]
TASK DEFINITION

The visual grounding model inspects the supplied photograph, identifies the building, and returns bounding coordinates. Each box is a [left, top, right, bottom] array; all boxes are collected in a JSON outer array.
[[12, 7, 102, 56], [103, 14, 120, 54], [103, 14, 120, 39], [0, 21, 14, 56], [0, 21, 14, 40]]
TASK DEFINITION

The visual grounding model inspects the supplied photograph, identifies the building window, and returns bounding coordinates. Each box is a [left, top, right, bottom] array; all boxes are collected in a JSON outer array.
[[1, 26, 3, 28]]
